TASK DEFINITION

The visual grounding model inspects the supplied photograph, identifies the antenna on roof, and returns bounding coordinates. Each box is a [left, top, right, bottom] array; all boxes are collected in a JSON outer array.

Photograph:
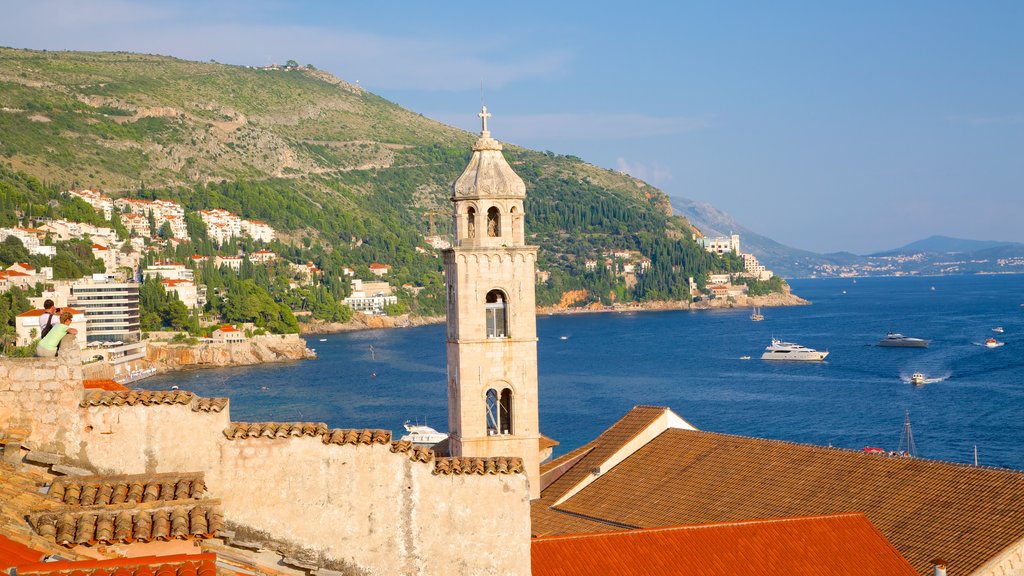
[[898, 410, 917, 457]]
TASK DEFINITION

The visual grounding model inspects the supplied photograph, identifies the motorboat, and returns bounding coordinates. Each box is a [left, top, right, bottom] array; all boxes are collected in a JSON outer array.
[[400, 422, 448, 446], [877, 332, 930, 348], [985, 338, 1003, 348], [739, 355, 751, 360], [910, 372, 926, 386], [319, 338, 327, 342], [992, 327, 1004, 334], [761, 338, 828, 361]]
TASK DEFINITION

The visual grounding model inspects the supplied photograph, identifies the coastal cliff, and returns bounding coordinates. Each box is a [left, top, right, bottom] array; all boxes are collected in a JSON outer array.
[[81, 334, 314, 379], [144, 334, 314, 373]]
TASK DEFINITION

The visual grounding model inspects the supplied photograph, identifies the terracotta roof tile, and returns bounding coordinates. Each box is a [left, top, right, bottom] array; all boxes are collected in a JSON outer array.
[[322, 428, 391, 446], [433, 456, 524, 475], [223, 421, 329, 440], [531, 514, 918, 576], [48, 473, 205, 506], [0, 534, 46, 568], [389, 440, 434, 463], [29, 504, 223, 547], [16, 553, 217, 576], [80, 391, 227, 413], [539, 421, 1024, 576]]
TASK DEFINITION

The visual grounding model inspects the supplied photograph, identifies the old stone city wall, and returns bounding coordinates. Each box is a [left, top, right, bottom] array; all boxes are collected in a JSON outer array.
[[0, 350, 82, 453], [0, 350, 531, 576]]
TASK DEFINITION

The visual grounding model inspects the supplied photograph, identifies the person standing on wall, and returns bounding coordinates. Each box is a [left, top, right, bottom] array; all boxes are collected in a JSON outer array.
[[35, 310, 77, 358], [39, 299, 59, 339]]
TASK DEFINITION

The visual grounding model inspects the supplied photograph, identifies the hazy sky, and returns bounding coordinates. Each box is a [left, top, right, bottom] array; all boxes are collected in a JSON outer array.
[[3, 1, 1022, 253]]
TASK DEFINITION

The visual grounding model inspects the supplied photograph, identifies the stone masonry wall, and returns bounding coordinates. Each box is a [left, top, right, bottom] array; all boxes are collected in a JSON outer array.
[[0, 347, 83, 452], [70, 404, 530, 575]]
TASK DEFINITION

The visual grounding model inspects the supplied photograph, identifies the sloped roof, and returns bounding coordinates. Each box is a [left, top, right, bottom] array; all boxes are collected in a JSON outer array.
[[82, 378, 128, 391], [18, 307, 83, 317], [531, 514, 918, 576], [0, 534, 46, 569], [536, 411, 1024, 576], [16, 553, 216, 576]]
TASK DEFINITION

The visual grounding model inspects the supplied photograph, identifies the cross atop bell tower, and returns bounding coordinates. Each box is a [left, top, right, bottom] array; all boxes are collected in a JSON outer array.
[[478, 105, 492, 135], [443, 106, 542, 498]]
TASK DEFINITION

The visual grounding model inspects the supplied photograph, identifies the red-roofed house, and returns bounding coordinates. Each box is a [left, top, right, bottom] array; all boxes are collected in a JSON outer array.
[[531, 514, 918, 576], [161, 278, 201, 309], [247, 249, 277, 264], [14, 553, 217, 576], [369, 262, 390, 277], [91, 243, 117, 272], [82, 378, 129, 391], [212, 324, 246, 343], [16, 307, 88, 348]]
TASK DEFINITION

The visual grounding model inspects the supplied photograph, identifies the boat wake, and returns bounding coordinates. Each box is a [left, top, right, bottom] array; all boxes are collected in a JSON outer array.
[[973, 341, 1005, 348]]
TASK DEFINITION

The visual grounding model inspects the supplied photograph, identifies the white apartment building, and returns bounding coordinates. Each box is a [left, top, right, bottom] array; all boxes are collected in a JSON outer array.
[[0, 227, 55, 257], [120, 213, 151, 237], [241, 219, 275, 243], [39, 220, 116, 244], [67, 189, 113, 220], [91, 243, 117, 273], [343, 278, 397, 315], [214, 255, 244, 272], [142, 260, 194, 281], [248, 249, 277, 264], [161, 278, 203, 309], [199, 208, 275, 244], [742, 253, 774, 281], [697, 234, 741, 256], [115, 198, 187, 239]]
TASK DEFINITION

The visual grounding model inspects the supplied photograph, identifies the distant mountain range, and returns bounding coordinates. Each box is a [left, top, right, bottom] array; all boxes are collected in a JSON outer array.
[[671, 197, 1024, 278]]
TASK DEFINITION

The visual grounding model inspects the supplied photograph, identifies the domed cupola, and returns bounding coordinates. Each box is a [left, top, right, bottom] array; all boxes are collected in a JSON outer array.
[[451, 106, 527, 247]]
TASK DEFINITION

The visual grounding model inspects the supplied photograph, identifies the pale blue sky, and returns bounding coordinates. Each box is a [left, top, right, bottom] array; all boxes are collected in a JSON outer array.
[[3, 1, 1021, 253]]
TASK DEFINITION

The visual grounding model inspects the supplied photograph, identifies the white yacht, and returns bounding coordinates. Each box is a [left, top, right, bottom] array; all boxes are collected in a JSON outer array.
[[400, 422, 448, 446], [761, 338, 829, 361]]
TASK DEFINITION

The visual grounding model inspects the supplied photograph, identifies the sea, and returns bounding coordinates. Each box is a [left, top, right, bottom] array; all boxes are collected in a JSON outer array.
[[140, 274, 1024, 470]]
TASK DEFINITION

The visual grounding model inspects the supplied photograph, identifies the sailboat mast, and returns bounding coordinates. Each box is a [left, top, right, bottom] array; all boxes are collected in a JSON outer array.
[[898, 410, 918, 457]]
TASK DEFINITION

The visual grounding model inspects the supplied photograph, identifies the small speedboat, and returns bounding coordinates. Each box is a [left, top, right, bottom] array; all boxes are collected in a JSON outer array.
[[992, 327, 1004, 334], [910, 372, 926, 386], [319, 338, 327, 342], [739, 356, 751, 360], [559, 336, 568, 340], [985, 338, 1003, 348]]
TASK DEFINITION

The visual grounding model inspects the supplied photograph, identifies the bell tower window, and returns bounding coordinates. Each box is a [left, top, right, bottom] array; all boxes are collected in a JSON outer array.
[[486, 387, 514, 435], [485, 290, 508, 338], [487, 207, 501, 237], [467, 207, 476, 239]]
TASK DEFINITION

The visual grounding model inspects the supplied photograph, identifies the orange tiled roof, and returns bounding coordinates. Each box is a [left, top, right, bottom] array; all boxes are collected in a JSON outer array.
[[531, 514, 917, 576], [0, 270, 32, 278], [535, 407, 1024, 576], [0, 463, 89, 562], [0, 534, 46, 569], [29, 504, 223, 547], [80, 391, 228, 413], [82, 379, 128, 391], [91, 243, 108, 250], [223, 421, 330, 439], [47, 473, 206, 506], [215, 324, 239, 332], [369, 262, 388, 269], [17, 307, 83, 317], [16, 553, 217, 576]]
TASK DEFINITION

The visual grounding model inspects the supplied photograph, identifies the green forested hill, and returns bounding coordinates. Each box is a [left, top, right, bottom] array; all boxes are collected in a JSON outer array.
[[0, 47, 746, 313]]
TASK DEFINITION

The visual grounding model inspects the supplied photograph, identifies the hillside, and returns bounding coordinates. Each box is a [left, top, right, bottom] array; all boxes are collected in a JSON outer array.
[[0, 47, 756, 314]]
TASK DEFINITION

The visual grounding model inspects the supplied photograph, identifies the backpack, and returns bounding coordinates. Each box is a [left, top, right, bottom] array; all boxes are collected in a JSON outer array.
[[40, 313, 55, 339]]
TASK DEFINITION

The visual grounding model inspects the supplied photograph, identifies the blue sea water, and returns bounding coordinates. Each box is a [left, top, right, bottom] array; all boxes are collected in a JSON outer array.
[[140, 275, 1024, 469]]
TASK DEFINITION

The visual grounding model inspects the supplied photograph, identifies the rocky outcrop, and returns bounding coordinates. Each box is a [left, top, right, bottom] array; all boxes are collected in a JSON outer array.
[[144, 334, 314, 374]]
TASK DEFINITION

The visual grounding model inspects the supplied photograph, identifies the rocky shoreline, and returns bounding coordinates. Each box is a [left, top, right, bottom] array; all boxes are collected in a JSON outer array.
[[300, 291, 810, 335]]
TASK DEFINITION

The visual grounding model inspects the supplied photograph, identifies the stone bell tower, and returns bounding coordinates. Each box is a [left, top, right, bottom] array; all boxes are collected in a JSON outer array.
[[444, 105, 541, 498]]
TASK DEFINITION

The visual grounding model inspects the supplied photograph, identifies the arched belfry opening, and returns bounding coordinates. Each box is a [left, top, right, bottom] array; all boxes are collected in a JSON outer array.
[[486, 387, 514, 435], [485, 289, 508, 338], [487, 207, 501, 237], [467, 207, 477, 239]]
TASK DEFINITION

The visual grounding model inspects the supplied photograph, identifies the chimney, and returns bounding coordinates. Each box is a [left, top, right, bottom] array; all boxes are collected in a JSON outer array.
[[931, 558, 948, 576]]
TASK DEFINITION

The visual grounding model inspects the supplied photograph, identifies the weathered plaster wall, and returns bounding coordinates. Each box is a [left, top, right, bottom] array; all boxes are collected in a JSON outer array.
[[972, 540, 1024, 576], [0, 349, 82, 452], [70, 403, 530, 575]]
